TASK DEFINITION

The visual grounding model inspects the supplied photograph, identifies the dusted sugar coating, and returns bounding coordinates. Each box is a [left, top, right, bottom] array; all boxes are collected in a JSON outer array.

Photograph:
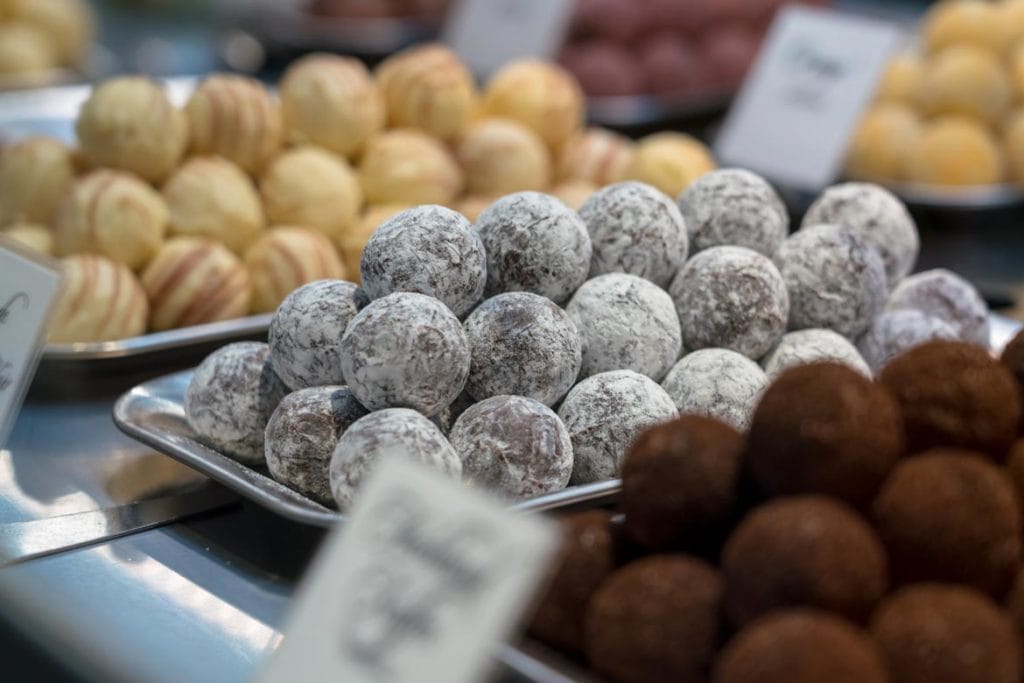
[[857, 308, 957, 374], [48, 255, 147, 343], [661, 349, 768, 430], [474, 192, 592, 304], [566, 273, 682, 381], [480, 59, 583, 148], [802, 182, 919, 286], [885, 268, 989, 346], [669, 246, 789, 359], [762, 328, 871, 379], [360, 205, 486, 318], [558, 370, 677, 484], [341, 292, 470, 417], [0, 136, 74, 226], [456, 118, 552, 196], [449, 395, 572, 500], [557, 127, 634, 186], [774, 223, 888, 338], [463, 292, 581, 406], [185, 342, 289, 465], [677, 168, 788, 257], [359, 129, 463, 205], [578, 181, 688, 288], [328, 408, 461, 509], [245, 228, 347, 314], [264, 386, 368, 505], [269, 279, 366, 390]]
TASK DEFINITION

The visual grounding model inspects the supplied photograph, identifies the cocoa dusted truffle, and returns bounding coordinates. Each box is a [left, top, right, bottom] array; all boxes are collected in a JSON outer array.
[[762, 329, 871, 379], [660, 349, 768, 430], [886, 268, 989, 346], [857, 308, 958, 374], [745, 362, 904, 508], [585, 555, 722, 683]]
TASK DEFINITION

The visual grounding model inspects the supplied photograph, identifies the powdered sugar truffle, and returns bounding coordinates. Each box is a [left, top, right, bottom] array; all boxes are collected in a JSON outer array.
[[857, 309, 958, 374], [762, 329, 871, 379], [661, 348, 767, 430], [885, 268, 989, 347]]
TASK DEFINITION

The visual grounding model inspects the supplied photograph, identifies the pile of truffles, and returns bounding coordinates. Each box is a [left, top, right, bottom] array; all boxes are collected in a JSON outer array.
[[528, 332, 1024, 682]]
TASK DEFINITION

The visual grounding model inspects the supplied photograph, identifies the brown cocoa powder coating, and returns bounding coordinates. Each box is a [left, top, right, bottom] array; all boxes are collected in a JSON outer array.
[[1001, 328, 1024, 399]]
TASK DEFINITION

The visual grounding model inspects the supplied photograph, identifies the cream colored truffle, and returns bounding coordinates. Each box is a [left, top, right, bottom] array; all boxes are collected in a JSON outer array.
[[1003, 108, 1024, 184], [359, 129, 463, 205], [75, 76, 188, 184], [551, 179, 597, 209], [162, 156, 265, 255], [4, 223, 54, 255], [622, 132, 716, 197], [481, 59, 584, 149], [907, 116, 1005, 186], [49, 254, 148, 343], [1009, 42, 1024, 102], [1006, 0, 1024, 48], [845, 103, 922, 183], [451, 195, 497, 223], [557, 127, 634, 186], [245, 227, 347, 313], [341, 204, 409, 280], [456, 118, 551, 195], [9, 0, 96, 66], [0, 22, 58, 76], [0, 136, 74, 226], [280, 52, 384, 159], [875, 54, 925, 104], [917, 45, 1011, 126], [259, 146, 362, 241], [55, 169, 168, 270], [923, 0, 1009, 55], [141, 238, 251, 331], [185, 74, 283, 174]]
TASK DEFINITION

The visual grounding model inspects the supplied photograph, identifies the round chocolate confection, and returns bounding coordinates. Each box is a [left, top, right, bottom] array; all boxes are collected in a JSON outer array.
[[714, 610, 889, 683], [870, 584, 1021, 683], [577, 181, 688, 289], [885, 268, 989, 346], [669, 246, 789, 359], [340, 292, 470, 417], [746, 362, 903, 508], [185, 342, 289, 465], [774, 223, 888, 338], [1007, 439, 1024, 506], [762, 329, 871, 379], [621, 414, 743, 552], [585, 555, 722, 683], [802, 182, 919, 286], [558, 370, 677, 484], [566, 273, 682, 381], [677, 168, 788, 257], [268, 279, 367, 390], [857, 308, 957, 374], [264, 386, 368, 505], [474, 191, 592, 305], [722, 496, 888, 628], [660, 348, 768, 430], [328, 408, 461, 510], [449, 395, 573, 500], [872, 452, 1021, 596], [359, 205, 487, 318], [879, 340, 1022, 456], [528, 510, 616, 655], [1001, 327, 1024, 394], [463, 292, 581, 406], [1006, 568, 1024, 641]]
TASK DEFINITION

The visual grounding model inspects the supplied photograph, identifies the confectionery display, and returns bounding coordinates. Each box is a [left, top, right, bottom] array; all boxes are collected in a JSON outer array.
[[660, 348, 768, 430], [244, 228, 346, 314], [47, 254, 148, 343], [0, 0, 95, 82]]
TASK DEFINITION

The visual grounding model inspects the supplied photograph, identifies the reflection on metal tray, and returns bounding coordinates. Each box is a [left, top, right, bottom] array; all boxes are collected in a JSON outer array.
[[112, 370, 622, 528]]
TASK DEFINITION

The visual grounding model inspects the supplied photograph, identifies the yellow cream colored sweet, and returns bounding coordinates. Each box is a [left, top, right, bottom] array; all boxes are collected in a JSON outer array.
[[49, 254, 148, 343], [1003, 109, 1024, 183], [342, 204, 409, 280], [245, 227, 347, 313], [359, 129, 463, 205], [1005, 0, 1024, 47], [0, 136, 74, 226], [875, 54, 924, 104], [4, 223, 54, 255], [916, 45, 1011, 126], [481, 59, 584, 149], [906, 116, 1005, 186], [456, 118, 552, 196], [922, 0, 1010, 55], [9, 0, 96, 66], [622, 132, 716, 198], [845, 103, 922, 183], [551, 180, 598, 210], [0, 22, 58, 75], [451, 195, 497, 222], [558, 127, 634, 186]]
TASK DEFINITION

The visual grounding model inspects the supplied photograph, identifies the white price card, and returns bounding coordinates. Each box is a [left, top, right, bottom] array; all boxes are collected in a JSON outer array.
[[260, 456, 561, 683], [0, 237, 61, 447], [714, 5, 902, 191], [444, 0, 574, 78]]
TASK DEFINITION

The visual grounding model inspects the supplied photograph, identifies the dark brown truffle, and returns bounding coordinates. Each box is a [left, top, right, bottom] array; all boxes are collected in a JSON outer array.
[[745, 362, 904, 508], [872, 451, 1021, 596], [870, 584, 1021, 683], [722, 495, 887, 628], [621, 414, 743, 552], [714, 609, 889, 683], [1005, 567, 1024, 644], [1001, 327, 1024, 395], [585, 555, 722, 683], [1008, 440, 1024, 523], [880, 340, 1022, 458], [528, 510, 616, 655]]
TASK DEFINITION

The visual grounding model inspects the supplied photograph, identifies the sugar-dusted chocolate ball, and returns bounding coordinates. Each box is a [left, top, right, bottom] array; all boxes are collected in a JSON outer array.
[[907, 115, 1005, 186], [845, 102, 921, 183], [762, 328, 871, 379], [918, 45, 1011, 126], [185, 342, 289, 465], [48, 255, 148, 343], [857, 308, 958, 374], [885, 268, 989, 346], [0, 136, 74, 226], [359, 129, 463, 205], [622, 132, 716, 198], [339, 204, 410, 280], [661, 349, 768, 430], [456, 118, 551, 196], [481, 59, 584, 149], [245, 228, 346, 314], [557, 127, 634, 187]]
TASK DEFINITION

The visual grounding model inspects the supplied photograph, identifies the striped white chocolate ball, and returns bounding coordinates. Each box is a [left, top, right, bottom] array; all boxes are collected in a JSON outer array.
[[49, 254, 148, 343], [557, 127, 635, 186], [481, 59, 584, 149], [358, 129, 463, 205], [456, 118, 552, 196], [245, 227, 346, 314], [0, 136, 74, 226]]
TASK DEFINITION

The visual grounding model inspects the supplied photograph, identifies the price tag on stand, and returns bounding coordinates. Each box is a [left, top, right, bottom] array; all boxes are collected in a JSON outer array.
[[260, 456, 561, 683], [0, 237, 62, 448], [714, 5, 902, 191]]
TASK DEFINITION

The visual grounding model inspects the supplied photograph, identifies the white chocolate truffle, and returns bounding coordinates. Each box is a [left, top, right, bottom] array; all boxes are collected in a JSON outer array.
[[661, 349, 767, 430], [280, 53, 384, 158], [0, 22, 58, 76], [358, 129, 463, 205], [54, 169, 168, 270], [558, 370, 677, 484], [162, 156, 265, 255], [558, 127, 634, 186], [329, 408, 461, 510], [474, 191, 592, 304], [856, 309, 958, 374], [481, 59, 584, 149], [566, 273, 682, 381], [456, 118, 552, 196], [669, 246, 789, 359], [464, 292, 582, 406], [245, 227, 347, 314], [0, 136, 74, 226], [340, 292, 470, 416], [449, 395, 573, 500], [48, 254, 148, 343], [360, 205, 486, 318], [260, 146, 362, 241], [9, 0, 96, 66], [75, 76, 188, 183], [622, 132, 716, 198], [4, 223, 53, 255], [762, 329, 872, 379], [184, 342, 289, 465], [340, 204, 410, 280], [677, 168, 788, 257], [269, 279, 367, 390], [578, 181, 688, 288], [884, 268, 989, 347]]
